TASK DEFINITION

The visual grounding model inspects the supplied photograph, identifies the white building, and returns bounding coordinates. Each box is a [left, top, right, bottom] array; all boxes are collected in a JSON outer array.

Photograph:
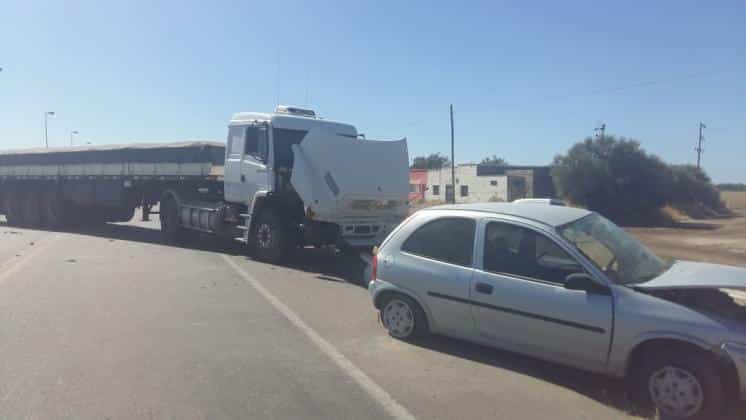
[[423, 164, 510, 203]]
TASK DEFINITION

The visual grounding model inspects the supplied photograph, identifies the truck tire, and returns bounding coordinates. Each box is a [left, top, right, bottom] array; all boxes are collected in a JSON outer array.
[[22, 191, 43, 227], [253, 211, 288, 263], [4, 191, 23, 226], [41, 189, 66, 228], [160, 196, 186, 242]]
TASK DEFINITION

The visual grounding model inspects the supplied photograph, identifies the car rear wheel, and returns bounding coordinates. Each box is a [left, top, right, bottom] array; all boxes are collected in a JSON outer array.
[[380, 293, 428, 340], [638, 351, 724, 419]]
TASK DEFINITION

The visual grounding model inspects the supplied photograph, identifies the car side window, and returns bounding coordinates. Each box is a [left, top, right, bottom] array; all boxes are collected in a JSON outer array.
[[483, 221, 583, 284], [401, 217, 476, 267]]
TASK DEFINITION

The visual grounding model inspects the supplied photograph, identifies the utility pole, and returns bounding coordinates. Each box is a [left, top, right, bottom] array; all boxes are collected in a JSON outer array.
[[696, 122, 706, 168], [450, 104, 456, 204], [44, 111, 55, 148], [594, 123, 606, 140]]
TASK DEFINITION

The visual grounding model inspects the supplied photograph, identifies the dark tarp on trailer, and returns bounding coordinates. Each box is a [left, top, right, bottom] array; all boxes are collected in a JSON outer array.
[[0, 142, 225, 166]]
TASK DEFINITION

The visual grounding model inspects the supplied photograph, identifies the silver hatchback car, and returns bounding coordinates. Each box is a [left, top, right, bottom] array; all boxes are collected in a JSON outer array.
[[369, 203, 746, 420]]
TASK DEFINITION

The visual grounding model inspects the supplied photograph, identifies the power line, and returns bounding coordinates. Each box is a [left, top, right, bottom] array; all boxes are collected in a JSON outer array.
[[493, 64, 746, 113], [586, 66, 745, 96]]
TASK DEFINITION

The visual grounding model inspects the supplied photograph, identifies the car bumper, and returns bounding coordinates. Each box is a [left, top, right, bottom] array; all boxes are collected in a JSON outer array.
[[722, 342, 746, 399], [368, 278, 382, 301]]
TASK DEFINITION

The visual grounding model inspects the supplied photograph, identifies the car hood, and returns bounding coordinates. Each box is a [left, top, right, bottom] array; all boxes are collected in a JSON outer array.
[[636, 260, 746, 290]]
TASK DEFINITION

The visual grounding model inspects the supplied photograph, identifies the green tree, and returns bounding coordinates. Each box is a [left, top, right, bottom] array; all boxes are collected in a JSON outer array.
[[480, 155, 508, 166], [552, 136, 670, 223], [411, 153, 450, 169]]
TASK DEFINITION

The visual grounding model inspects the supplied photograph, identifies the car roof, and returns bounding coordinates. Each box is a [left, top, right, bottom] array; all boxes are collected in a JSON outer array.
[[425, 202, 591, 227]]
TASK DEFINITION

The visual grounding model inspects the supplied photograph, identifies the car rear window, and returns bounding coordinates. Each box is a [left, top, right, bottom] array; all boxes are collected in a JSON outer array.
[[401, 217, 476, 267]]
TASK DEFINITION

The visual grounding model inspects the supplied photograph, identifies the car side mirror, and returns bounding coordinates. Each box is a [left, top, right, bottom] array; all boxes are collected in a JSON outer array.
[[565, 272, 609, 295]]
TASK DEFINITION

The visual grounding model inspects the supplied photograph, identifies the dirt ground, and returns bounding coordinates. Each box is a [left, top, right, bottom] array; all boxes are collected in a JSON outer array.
[[629, 192, 746, 268]]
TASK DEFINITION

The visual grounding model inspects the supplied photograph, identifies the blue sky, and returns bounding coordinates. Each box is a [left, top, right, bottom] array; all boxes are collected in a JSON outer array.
[[1, 0, 744, 181]]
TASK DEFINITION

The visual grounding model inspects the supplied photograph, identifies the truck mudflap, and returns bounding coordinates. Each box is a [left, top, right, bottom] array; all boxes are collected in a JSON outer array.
[[290, 127, 409, 224]]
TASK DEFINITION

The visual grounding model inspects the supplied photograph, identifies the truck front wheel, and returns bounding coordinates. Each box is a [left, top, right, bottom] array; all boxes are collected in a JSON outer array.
[[253, 212, 288, 263]]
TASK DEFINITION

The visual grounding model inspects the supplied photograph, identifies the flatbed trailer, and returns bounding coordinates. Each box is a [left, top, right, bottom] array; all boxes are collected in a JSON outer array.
[[0, 107, 410, 262], [0, 141, 226, 227]]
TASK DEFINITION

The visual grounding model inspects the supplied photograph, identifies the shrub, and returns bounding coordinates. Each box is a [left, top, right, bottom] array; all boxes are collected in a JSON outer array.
[[667, 164, 728, 217], [552, 137, 727, 224], [552, 137, 670, 224]]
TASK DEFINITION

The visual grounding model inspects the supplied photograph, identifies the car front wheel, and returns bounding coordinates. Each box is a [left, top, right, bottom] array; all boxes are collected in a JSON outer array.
[[638, 351, 724, 419]]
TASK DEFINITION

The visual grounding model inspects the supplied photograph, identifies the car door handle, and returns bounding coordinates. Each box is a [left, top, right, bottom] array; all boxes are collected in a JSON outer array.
[[475, 282, 494, 295]]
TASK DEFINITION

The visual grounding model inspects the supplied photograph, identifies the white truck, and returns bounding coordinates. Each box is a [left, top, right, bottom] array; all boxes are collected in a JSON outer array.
[[0, 106, 410, 261]]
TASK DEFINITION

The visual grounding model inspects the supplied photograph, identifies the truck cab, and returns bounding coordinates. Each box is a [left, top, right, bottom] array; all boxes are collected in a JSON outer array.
[[223, 106, 358, 207], [169, 106, 410, 262]]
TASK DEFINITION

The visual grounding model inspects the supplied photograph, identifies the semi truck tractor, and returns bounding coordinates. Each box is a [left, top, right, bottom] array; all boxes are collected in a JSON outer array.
[[0, 106, 410, 262]]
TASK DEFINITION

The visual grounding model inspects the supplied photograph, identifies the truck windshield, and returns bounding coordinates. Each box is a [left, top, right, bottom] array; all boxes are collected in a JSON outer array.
[[273, 128, 308, 169], [558, 213, 670, 285]]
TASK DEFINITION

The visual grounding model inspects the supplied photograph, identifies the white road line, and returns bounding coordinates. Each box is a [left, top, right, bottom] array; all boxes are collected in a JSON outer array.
[[221, 255, 417, 420], [0, 234, 61, 284]]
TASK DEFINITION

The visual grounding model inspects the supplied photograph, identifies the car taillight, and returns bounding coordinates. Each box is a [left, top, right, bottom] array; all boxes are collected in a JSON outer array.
[[371, 254, 378, 282]]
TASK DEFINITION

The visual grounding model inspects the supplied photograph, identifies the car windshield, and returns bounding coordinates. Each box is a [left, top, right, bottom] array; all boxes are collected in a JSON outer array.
[[558, 213, 671, 284]]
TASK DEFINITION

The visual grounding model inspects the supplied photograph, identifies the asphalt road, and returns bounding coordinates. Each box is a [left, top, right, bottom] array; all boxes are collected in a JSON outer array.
[[0, 214, 641, 420]]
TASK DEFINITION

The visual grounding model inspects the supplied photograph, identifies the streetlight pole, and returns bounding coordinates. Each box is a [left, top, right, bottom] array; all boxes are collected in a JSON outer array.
[[450, 104, 456, 204], [44, 111, 55, 148], [70, 130, 79, 147]]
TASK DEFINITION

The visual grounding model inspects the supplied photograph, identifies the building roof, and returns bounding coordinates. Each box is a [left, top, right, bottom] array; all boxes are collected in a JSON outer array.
[[425, 202, 591, 227]]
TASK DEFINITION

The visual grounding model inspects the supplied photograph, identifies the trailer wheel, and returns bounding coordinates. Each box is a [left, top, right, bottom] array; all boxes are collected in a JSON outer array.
[[22, 191, 43, 227], [4, 191, 23, 226], [253, 211, 288, 263], [160, 196, 185, 242], [41, 189, 66, 228]]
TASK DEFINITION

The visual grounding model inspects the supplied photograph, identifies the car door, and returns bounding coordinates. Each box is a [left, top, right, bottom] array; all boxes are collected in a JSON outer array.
[[224, 124, 270, 205], [391, 216, 477, 337], [470, 219, 613, 371]]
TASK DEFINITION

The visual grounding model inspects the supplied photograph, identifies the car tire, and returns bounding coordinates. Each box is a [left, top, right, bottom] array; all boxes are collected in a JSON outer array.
[[637, 350, 725, 420], [379, 293, 428, 340]]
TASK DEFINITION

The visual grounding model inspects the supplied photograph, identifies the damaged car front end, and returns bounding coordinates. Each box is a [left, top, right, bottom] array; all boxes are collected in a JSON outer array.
[[634, 260, 746, 400], [559, 213, 746, 417]]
